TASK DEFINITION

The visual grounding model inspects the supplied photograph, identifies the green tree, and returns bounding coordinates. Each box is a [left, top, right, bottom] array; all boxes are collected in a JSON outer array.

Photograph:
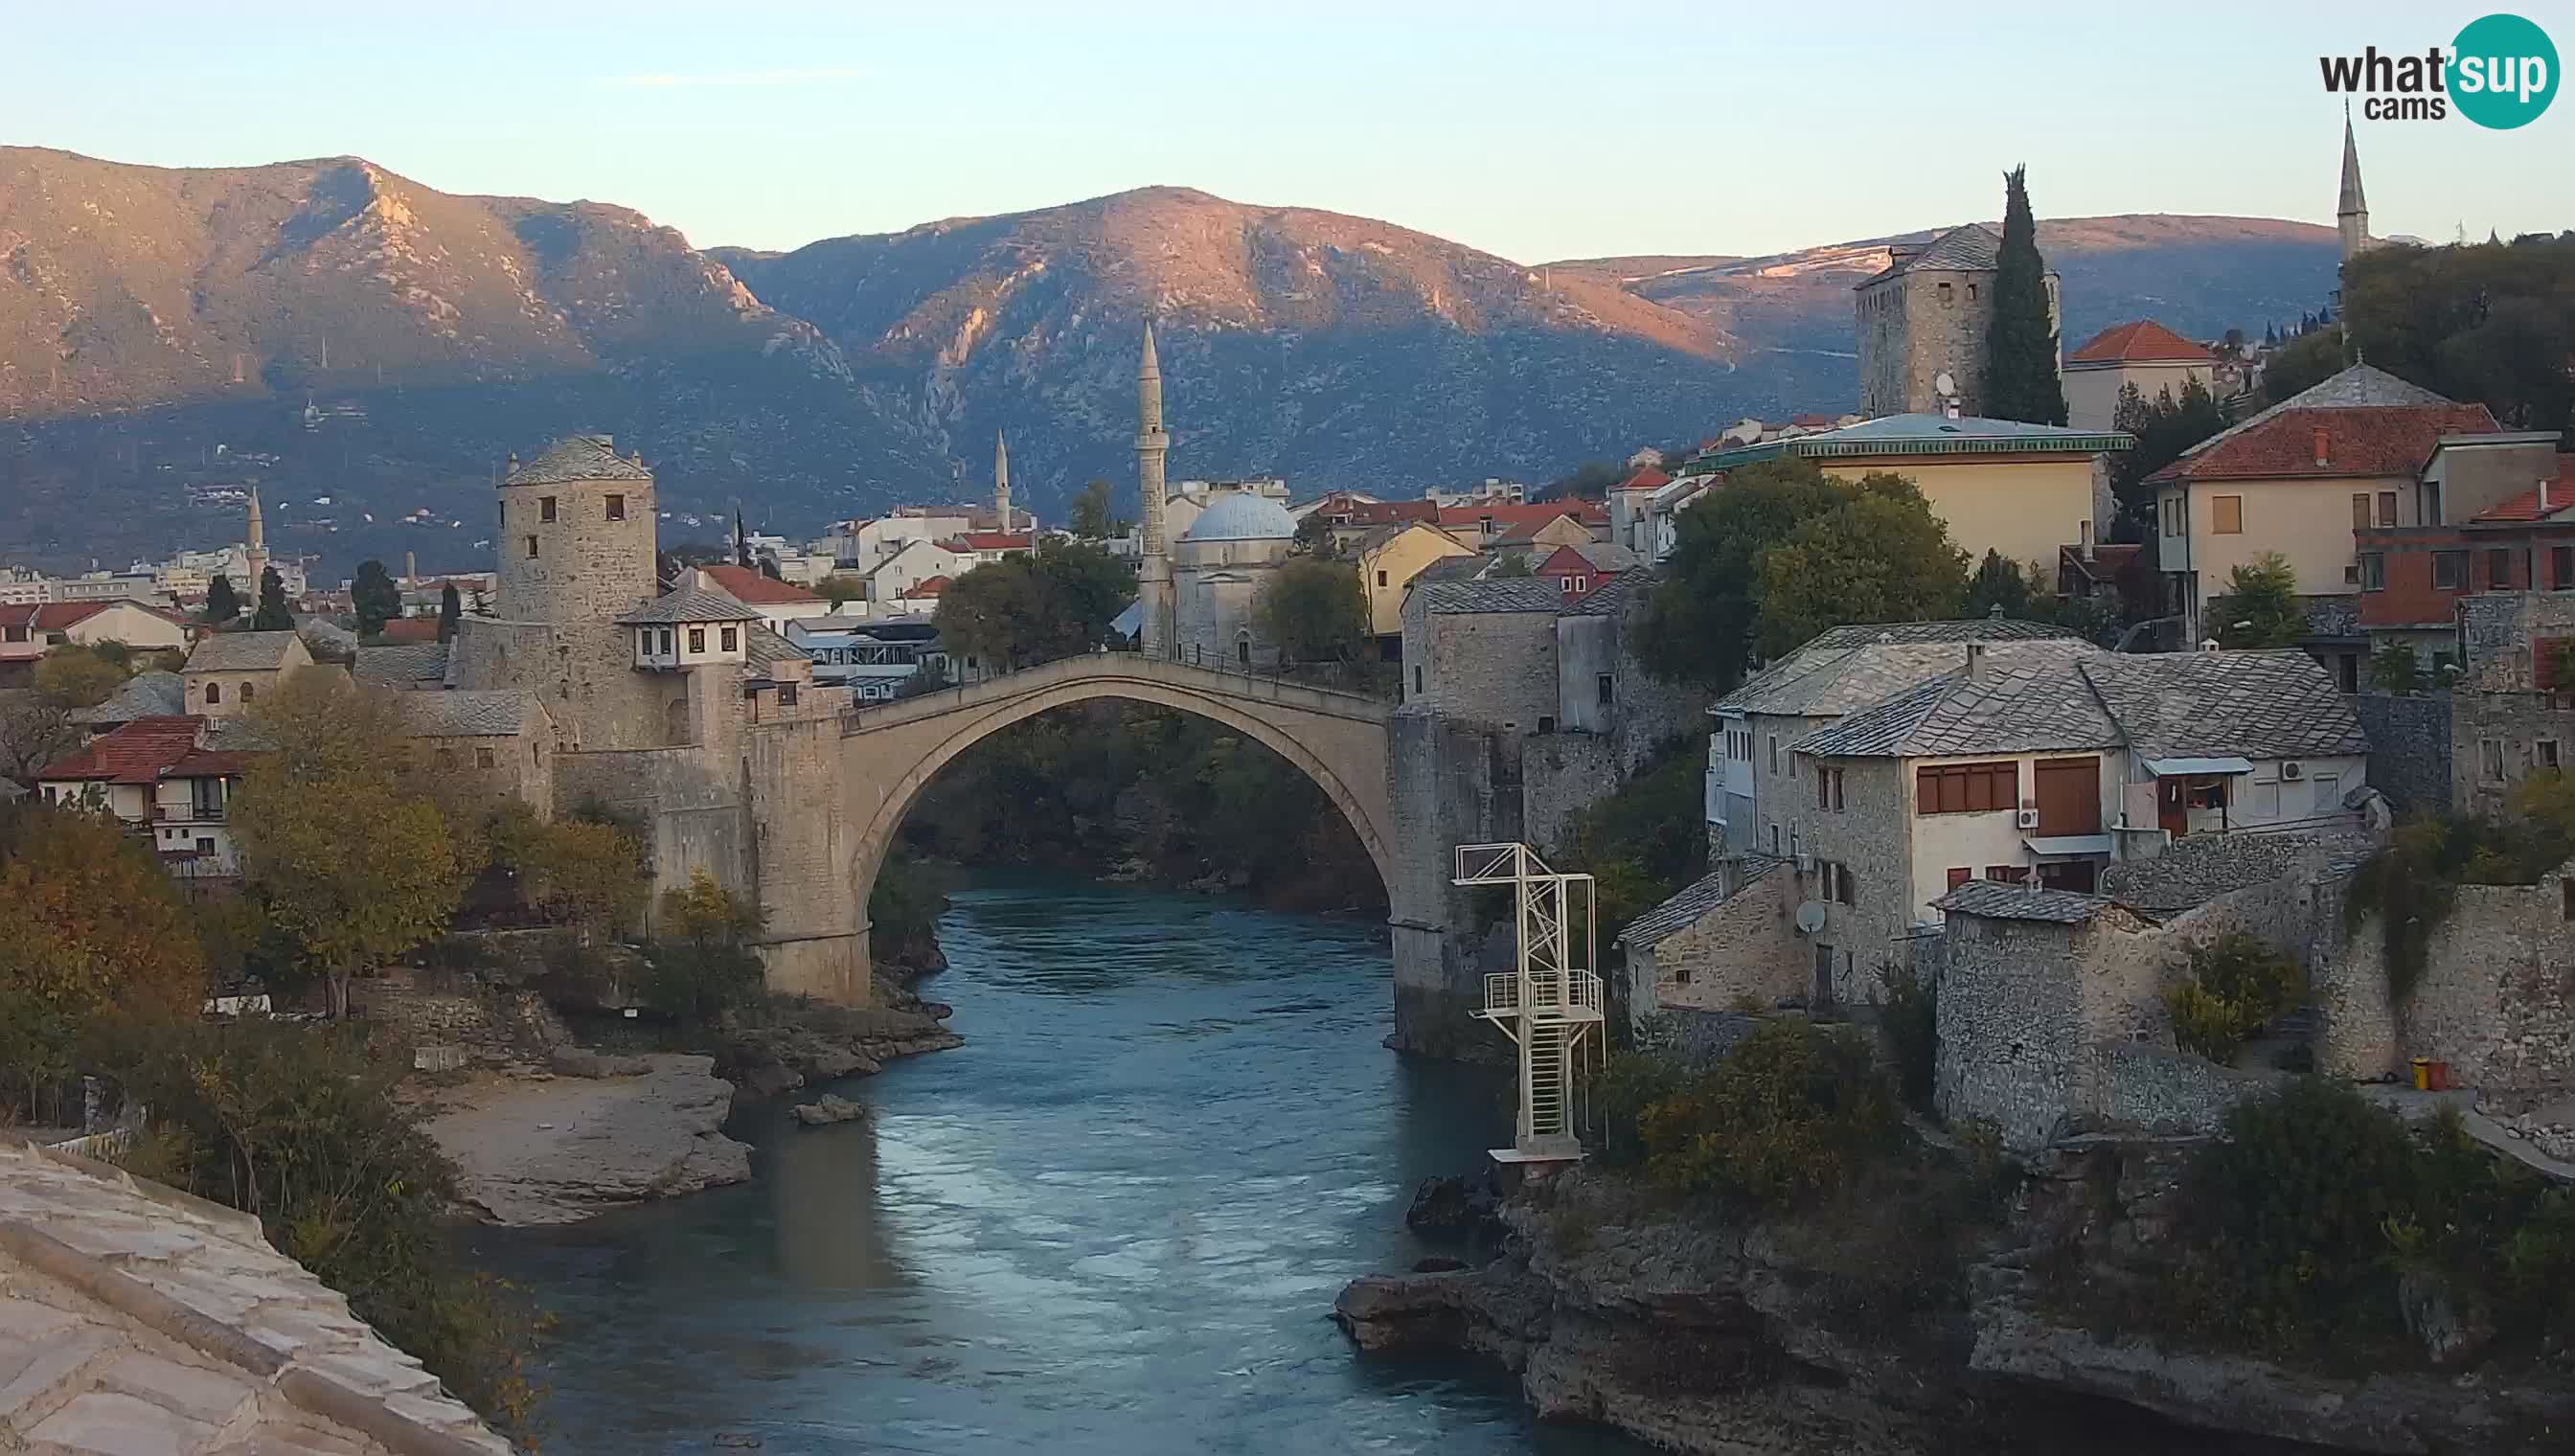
[[1752, 474, 1971, 658], [351, 560, 400, 638], [1291, 512, 1337, 557], [1637, 457, 1845, 691], [2335, 234, 2575, 433], [2206, 553, 2306, 648], [31, 650, 126, 710], [933, 545, 1135, 669], [641, 870, 765, 1028], [1962, 548, 2033, 619], [1983, 165, 2069, 425], [1069, 479, 1127, 539], [1036, 539, 1136, 646], [436, 582, 461, 643], [231, 673, 462, 1017], [1254, 557, 1368, 664], [251, 565, 292, 631], [2370, 642, 2425, 694], [2260, 327, 2346, 405], [2109, 377, 2229, 537], [816, 573, 866, 610], [201, 574, 240, 626]]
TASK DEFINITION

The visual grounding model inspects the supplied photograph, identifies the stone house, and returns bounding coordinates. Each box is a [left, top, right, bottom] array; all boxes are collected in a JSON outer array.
[[2450, 590, 2575, 816], [179, 630, 314, 717], [2062, 319, 2216, 432], [2148, 364, 2496, 648], [1618, 856, 1800, 1017], [1690, 412, 2131, 582], [1853, 222, 2058, 420], [394, 690, 556, 814]]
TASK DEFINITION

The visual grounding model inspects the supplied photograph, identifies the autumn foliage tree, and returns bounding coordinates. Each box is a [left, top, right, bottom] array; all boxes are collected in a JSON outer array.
[[230, 672, 461, 1017], [1254, 556, 1369, 665], [0, 804, 205, 1116]]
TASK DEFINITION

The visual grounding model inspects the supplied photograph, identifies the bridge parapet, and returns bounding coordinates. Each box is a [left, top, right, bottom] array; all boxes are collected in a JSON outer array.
[[842, 651, 1392, 736]]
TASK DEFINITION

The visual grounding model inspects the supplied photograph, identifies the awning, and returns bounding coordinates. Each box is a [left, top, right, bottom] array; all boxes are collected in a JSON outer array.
[[2142, 756, 2256, 777], [2023, 833, 2114, 859]]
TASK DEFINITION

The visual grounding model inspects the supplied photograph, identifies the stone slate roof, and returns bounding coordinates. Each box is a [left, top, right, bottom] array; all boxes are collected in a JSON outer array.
[[396, 691, 536, 739], [68, 670, 183, 724], [182, 630, 304, 673], [2080, 649, 2368, 761], [1866, 223, 2002, 283], [744, 623, 804, 671], [1720, 621, 2077, 718], [353, 641, 450, 687], [1933, 880, 2110, 923], [1616, 857, 1781, 948], [1794, 642, 2115, 757], [505, 433, 652, 486], [1417, 569, 1649, 617], [617, 585, 762, 626], [1795, 643, 2368, 763]]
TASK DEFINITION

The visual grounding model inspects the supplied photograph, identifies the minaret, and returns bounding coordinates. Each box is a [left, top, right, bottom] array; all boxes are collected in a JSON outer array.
[[243, 487, 268, 596], [2336, 104, 2371, 262], [993, 431, 1012, 532], [1135, 321, 1174, 658]]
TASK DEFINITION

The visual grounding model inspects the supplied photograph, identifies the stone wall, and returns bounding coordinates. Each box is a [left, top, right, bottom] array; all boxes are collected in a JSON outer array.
[[1639, 868, 1803, 1013], [1789, 754, 1916, 1005], [1404, 596, 1557, 728], [2087, 1040, 2284, 1137], [1386, 709, 1520, 1063], [1936, 907, 2152, 1149], [2451, 688, 2575, 819], [2351, 691, 2452, 812], [352, 965, 573, 1065], [2328, 871, 2575, 1094], [555, 744, 749, 925], [746, 711, 867, 1004], [1522, 731, 1619, 854]]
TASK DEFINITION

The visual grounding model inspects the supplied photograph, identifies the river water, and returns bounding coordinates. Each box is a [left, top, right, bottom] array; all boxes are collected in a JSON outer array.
[[476, 876, 1640, 1455]]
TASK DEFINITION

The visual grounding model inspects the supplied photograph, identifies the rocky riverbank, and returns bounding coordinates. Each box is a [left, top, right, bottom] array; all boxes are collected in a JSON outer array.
[[1335, 1153, 2575, 1455], [420, 1052, 753, 1225]]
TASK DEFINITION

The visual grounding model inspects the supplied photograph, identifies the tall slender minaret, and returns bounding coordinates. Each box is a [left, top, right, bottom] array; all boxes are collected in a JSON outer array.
[[2336, 103, 2371, 263], [243, 486, 269, 595], [993, 431, 1012, 532], [1135, 321, 1174, 657]]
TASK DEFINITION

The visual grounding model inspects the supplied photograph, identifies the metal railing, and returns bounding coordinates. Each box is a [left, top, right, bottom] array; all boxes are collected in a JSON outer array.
[[1482, 969, 1603, 1018]]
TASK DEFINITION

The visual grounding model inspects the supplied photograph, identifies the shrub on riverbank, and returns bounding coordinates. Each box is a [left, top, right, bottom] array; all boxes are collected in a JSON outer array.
[[1632, 1019, 1901, 1209]]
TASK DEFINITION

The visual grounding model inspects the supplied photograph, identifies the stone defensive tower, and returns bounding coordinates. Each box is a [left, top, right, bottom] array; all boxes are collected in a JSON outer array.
[[1136, 322, 1175, 656], [495, 434, 658, 626]]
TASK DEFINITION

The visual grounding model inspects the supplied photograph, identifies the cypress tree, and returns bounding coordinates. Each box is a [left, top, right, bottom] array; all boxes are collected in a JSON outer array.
[[201, 575, 240, 625], [437, 582, 462, 643], [252, 565, 293, 631], [351, 559, 399, 637], [1983, 165, 2068, 425]]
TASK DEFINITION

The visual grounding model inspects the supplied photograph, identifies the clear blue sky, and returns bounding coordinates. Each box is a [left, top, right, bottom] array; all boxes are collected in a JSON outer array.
[[15, 1, 2568, 262]]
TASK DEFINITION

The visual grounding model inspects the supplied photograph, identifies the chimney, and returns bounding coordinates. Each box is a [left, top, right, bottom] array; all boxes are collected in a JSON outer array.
[[2080, 519, 2096, 562], [1965, 643, 1987, 677], [2541, 474, 2551, 513], [404, 551, 416, 583], [2313, 427, 2331, 467]]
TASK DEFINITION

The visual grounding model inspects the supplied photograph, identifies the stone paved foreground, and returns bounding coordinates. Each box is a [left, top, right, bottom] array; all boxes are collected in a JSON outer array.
[[0, 1137, 514, 1455]]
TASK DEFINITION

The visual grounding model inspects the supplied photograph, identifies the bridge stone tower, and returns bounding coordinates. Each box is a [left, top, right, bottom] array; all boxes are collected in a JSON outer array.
[[1136, 322, 1175, 657]]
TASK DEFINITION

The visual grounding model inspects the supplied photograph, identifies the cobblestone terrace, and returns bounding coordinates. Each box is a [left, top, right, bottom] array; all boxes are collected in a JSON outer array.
[[0, 1138, 513, 1455]]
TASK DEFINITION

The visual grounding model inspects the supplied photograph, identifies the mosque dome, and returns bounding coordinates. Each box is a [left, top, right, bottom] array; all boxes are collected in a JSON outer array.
[[1179, 491, 1297, 543]]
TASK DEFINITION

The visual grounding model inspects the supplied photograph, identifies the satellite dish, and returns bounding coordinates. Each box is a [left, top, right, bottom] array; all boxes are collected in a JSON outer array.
[[1794, 902, 1829, 935], [1933, 370, 1957, 398]]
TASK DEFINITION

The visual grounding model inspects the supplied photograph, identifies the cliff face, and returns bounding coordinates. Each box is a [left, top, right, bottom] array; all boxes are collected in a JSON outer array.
[[1336, 1150, 2575, 1455]]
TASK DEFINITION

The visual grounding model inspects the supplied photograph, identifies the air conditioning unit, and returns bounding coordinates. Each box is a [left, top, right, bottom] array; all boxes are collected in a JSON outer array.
[[2281, 762, 2305, 781], [2016, 808, 2040, 830]]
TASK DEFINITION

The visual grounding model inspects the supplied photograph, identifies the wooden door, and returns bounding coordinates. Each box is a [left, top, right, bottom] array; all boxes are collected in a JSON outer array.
[[2033, 758, 2102, 834]]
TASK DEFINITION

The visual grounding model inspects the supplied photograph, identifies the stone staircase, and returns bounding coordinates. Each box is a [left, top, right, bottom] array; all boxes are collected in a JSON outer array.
[[0, 1138, 514, 1455]]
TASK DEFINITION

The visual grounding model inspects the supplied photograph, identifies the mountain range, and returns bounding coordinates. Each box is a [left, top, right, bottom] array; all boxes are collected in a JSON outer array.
[[0, 147, 2343, 575]]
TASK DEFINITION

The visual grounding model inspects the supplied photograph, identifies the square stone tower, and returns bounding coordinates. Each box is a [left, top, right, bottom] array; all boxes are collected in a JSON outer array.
[[1853, 224, 2059, 419]]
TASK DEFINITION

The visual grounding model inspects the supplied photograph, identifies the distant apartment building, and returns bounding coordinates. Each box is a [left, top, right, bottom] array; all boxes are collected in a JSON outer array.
[[1423, 478, 1528, 509]]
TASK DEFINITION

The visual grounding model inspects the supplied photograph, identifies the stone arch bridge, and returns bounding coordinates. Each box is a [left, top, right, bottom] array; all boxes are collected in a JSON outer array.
[[757, 652, 1515, 1063]]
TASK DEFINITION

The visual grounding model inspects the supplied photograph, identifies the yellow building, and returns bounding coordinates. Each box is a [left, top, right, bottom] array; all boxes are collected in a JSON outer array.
[[1694, 414, 2131, 574], [1355, 522, 1476, 638]]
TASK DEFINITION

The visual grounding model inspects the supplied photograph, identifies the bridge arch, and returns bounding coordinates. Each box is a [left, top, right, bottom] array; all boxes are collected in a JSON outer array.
[[834, 655, 1398, 996]]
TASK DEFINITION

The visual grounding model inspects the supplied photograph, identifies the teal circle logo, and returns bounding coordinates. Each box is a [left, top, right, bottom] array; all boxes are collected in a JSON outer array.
[[2450, 13, 2558, 128]]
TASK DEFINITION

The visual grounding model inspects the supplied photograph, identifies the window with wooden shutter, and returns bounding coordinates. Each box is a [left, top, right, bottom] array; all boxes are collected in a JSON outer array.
[[1916, 761, 2017, 815], [2211, 495, 2243, 534], [1945, 867, 1971, 891], [2489, 548, 2514, 590], [2378, 491, 2398, 528], [2352, 493, 2372, 530]]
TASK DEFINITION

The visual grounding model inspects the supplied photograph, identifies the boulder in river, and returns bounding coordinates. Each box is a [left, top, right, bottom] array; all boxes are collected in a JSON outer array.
[[1403, 1172, 1501, 1243], [792, 1094, 867, 1127]]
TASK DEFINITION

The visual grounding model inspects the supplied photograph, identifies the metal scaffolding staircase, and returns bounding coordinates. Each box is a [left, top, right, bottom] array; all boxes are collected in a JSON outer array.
[[1454, 843, 1604, 1162]]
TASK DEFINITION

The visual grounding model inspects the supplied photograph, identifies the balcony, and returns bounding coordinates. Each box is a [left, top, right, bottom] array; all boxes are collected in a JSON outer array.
[[1478, 970, 1605, 1024], [153, 803, 226, 824]]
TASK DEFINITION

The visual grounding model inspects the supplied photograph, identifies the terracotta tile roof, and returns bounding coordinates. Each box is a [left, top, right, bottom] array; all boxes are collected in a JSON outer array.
[[376, 616, 442, 643], [697, 563, 823, 605], [1434, 502, 1607, 532], [2147, 403, 2497, 484], [2067, 320, 2216, 366], [900, 576, 951, 600], [35, 717, 206, 785], [2147, 364, 2473, 485], [0, 602, 162, 634], [950, 533, 1033, 553], [1614, 466, 1674, 492], [1788, 413, 1838, 428], [2467, 455, 2575, 523], [1536, 546, 1599, 579], [164, 748, 256, 779]]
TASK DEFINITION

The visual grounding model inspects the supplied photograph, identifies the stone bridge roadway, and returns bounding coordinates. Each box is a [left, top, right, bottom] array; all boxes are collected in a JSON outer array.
[[837, 655, 1401, 990]]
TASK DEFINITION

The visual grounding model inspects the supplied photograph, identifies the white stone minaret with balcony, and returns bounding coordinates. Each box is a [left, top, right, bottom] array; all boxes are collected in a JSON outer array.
[[1136, 322, 1175, 657]]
